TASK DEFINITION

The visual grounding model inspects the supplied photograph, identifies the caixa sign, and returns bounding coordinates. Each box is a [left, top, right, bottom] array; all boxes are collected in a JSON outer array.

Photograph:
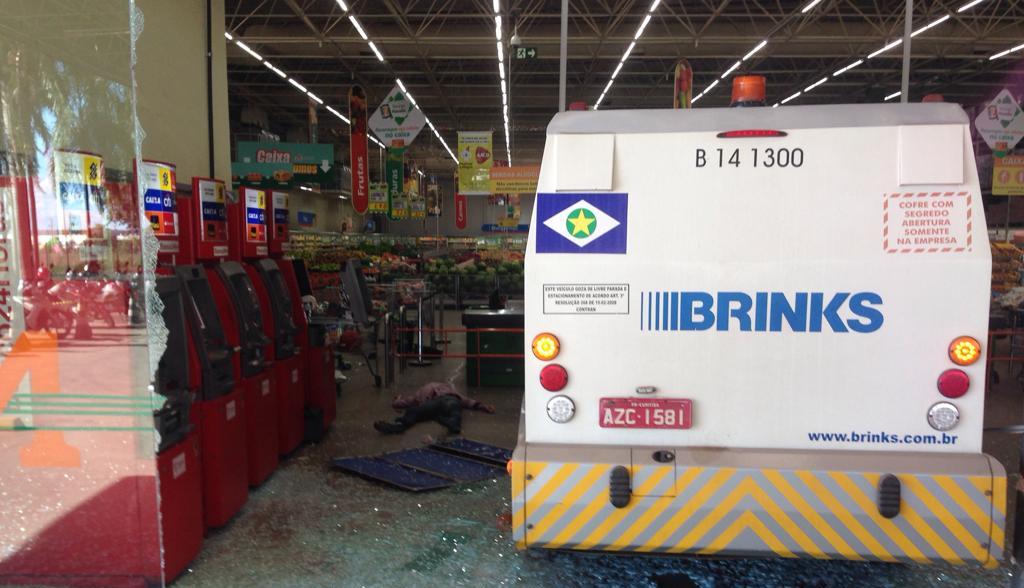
[[639, 291, 884, 333]]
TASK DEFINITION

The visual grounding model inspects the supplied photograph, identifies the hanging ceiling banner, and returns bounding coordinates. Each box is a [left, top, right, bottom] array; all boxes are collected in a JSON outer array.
[[386, 146, 408, 220], [349, 85, 370, 214], [489, 165, 540, 194], [457, 131, 493, 195], [455, 193, 467, 230], [975, 89, 1024, 157], [369, 85, 426, 147], [427, 179, 441, 217], [994, 155, 1024, 196], [673, 59, 693, 109], [367, 182, 389, 213]]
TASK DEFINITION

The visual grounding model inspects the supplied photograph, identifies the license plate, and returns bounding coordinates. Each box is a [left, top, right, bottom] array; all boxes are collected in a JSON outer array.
[[599, 397, 692, 429]]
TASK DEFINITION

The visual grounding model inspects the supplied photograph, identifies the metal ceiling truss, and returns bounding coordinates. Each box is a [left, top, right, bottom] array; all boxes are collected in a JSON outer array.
[[225, 0, 1024, 167]]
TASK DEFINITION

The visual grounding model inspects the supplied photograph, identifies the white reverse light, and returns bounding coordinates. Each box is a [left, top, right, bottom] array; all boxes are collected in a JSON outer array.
[[927, 402, 960, 431], [546, 395, 576, 424]]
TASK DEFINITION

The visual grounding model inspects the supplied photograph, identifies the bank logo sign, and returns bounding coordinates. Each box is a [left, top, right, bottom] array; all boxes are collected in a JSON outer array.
[[536, 192, 627, 253]]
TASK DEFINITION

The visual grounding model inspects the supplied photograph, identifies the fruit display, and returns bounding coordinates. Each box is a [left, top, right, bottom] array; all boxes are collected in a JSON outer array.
[[424, 254, 523, 296]]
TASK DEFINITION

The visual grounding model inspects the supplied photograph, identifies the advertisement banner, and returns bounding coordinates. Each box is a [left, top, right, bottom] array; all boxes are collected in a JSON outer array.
[[489, 165, 540, 194], [272, 191, 290, 249], [409, 198, 426, 219], [386, 147, 407, 220], [673, 59, 693, 109], [368, 182, 389, 213], [349, 85, 370, 213], [426, 181, 441, 216], [232, 141, 334, 189], [994, 155, 1024, 196], [369, 85, 426, 147], [457, 131, 493, 195], [138, 160, 178, 237], [455, 193, 467, 229], [975, 89, 1024, 157], [196, 178, 229, 246], [54, 150, 104, 237], [244, 188, 267, 242], [297, 211, 316, 227]]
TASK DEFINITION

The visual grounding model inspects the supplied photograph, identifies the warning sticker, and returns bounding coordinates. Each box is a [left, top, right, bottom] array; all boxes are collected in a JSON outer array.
[[543, 283, 629, 314], [172, 453, 187, 479], [883, 192, 972, 254]]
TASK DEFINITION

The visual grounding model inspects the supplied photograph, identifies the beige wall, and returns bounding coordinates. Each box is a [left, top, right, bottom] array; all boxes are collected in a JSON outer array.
[[289, 192, 358, 233], [135, 0, 231, 183]]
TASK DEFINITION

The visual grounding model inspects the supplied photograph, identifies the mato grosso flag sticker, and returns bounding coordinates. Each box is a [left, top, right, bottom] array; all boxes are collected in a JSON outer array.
[[536, 193, 628, 253]]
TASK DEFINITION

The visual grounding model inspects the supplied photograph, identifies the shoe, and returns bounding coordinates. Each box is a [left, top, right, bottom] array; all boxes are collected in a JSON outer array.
[[373, 421, 405, 434]]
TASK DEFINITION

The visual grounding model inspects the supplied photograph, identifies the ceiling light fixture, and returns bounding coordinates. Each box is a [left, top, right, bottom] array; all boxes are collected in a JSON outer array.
[[235, 41, 262, 61], [832, 59, 863, 77], [990, 42, 1024, 60], [801, 0, 822, 13], [494, 1, 511, 164], [911, 14, 950, 37], [867, 39, 903, 59], [594, 1, 663, 110], [743, 40, 767, 61], [349, 16, 368, 41]]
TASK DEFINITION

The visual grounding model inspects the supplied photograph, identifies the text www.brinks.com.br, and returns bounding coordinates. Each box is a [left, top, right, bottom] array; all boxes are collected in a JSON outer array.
[[807, 431, 959, 445]]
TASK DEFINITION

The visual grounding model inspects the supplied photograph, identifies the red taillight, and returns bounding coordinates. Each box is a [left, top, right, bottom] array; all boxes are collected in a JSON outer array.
[[937, 369, 970, 398], [540, 364, 568, 392], [716, 129, 788, 138]]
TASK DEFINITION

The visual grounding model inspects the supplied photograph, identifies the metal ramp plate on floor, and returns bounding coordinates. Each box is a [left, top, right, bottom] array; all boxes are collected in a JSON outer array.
[[429, 438, 512, 467], [330, 457, 453, 492], [331, 439, 511, 491], [382, 448, 504, 483]]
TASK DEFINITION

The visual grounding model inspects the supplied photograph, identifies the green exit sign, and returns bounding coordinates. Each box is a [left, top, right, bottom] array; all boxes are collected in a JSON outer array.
[[514, 47, 538, 60]]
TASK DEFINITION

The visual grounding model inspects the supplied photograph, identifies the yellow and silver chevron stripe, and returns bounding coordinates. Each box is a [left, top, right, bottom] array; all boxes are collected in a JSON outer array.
[[511, 461, 1005, 567]]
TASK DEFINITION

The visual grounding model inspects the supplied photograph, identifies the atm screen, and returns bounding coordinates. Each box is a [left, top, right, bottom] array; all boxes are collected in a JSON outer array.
[[230, 273, 263, 331], [292, 259, 313, 297]]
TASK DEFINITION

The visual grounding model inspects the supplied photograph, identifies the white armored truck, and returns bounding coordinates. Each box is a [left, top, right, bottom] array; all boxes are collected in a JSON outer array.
[[511, 103, 1004, 566]]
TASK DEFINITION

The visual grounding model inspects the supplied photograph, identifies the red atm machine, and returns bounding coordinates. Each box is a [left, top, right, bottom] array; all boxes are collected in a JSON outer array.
[[184, 179, 280, 487], [152, 275, 203, 581], [140, 161, 246, 530], [230, 188, 304, 455], [266, 192, 336, 437], [169, 176, 252, 527]]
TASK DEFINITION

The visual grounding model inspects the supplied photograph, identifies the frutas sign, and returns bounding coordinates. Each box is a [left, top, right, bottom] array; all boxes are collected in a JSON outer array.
[[639, 290, 884, 333]]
